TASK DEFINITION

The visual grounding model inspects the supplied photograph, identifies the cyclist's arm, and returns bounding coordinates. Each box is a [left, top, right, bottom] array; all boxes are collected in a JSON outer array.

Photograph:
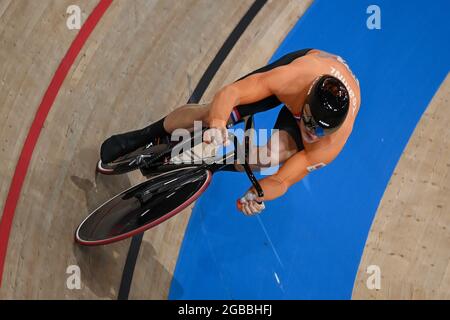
[[254, 151, 310, 201], [208, 64, 303, 128], [254, 148, 336, 201]]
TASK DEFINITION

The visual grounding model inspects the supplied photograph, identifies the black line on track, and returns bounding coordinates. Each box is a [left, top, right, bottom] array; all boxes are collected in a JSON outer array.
[[118, 233, 144, 300], [118, 0, 268, 300]]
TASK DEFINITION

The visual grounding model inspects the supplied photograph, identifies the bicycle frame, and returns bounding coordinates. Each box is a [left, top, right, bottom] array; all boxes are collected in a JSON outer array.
[[138, 115, 264, 199]]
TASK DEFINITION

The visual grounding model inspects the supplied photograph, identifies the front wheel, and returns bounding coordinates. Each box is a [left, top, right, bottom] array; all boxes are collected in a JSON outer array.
[[75, 167, 211, 246]]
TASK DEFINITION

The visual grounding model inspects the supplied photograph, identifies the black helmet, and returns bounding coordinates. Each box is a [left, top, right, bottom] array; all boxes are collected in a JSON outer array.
[[302, 75, 350, 137]]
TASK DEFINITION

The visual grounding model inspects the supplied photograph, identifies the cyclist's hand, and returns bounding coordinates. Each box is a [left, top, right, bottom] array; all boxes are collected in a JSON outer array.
[[237, 191, 265, 216], [203, 127, 230, 146]]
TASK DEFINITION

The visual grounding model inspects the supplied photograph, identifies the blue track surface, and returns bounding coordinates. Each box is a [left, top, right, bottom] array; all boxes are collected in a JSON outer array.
[[169, 0, 450, 299]]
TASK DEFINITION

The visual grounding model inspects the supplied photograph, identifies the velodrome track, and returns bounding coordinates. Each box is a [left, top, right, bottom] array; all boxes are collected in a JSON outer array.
[[0, 0, 448, 299]]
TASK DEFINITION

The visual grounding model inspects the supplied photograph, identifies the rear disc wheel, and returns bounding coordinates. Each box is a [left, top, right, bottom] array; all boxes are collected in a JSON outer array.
[[75, 167, 211, 246]]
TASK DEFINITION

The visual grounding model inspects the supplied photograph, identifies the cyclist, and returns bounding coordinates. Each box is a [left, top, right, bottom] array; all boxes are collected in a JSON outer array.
[[100, 49, 361, 216]]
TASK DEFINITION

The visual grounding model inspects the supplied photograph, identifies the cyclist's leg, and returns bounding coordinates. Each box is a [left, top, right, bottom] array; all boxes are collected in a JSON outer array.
[[226, 106, 303, 172], [101, 103, 211, 163], [101, 118, 166, 163], [272, 105, 304, 152], [163, 103, 210, 133]]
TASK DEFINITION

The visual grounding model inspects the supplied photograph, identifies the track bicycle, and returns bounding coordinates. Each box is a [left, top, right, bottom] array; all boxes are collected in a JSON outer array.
[[75, 116, 264, 246]]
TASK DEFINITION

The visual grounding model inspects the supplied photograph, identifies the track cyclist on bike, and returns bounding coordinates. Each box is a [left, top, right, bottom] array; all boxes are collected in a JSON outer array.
[[100, 49, 361, 216]]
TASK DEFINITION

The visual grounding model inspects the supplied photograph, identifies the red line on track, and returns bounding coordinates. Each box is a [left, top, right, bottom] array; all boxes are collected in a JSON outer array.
[[0, 0, 113, 287]]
